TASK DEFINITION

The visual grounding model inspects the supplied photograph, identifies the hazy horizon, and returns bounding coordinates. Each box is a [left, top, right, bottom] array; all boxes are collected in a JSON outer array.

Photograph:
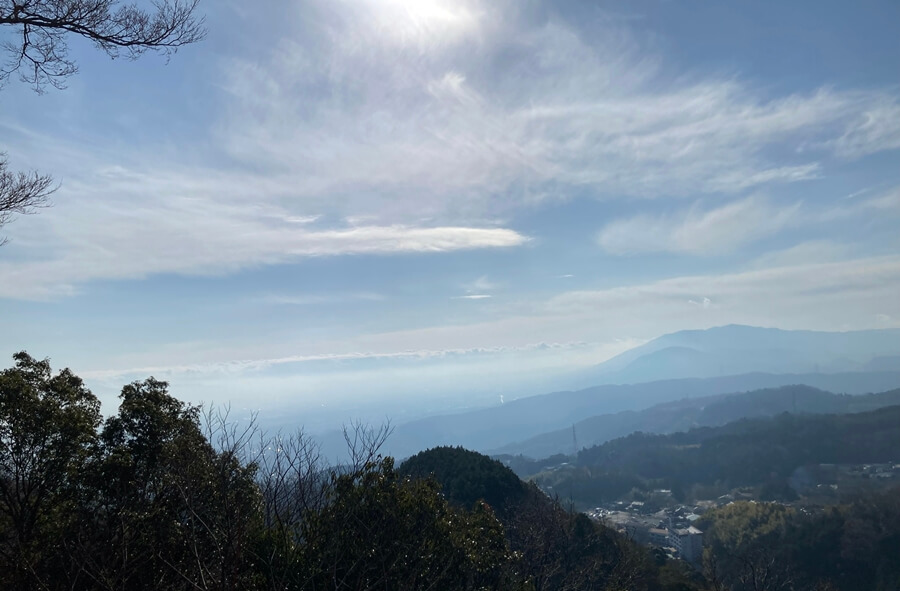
[[3, 0, 900, 423]]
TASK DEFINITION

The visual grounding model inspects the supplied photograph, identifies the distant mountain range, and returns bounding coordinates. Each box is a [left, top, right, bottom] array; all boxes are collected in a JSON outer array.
[[491, 384, 900, 458], [315, 370, 900, 460], [575, 324, 900, 385], [316, 325, 900, 460]]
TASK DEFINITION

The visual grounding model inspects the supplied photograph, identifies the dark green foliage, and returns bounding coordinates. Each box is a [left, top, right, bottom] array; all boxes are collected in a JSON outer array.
[[540, 405, 900, 506], [1, 355, 263, 591], [401, 447, 694, 591], [77, 377, 263, 590], [700, 502, 797, 591], [299, 457, 516, 590], [0, 353, 700, 591], [400, 446, 528, 518], [503, 385, 900, 460], [504, 491, 666, 591], [0, 352, 101, 590], [701, 493, 900, 591], [15, 352, 900, 591]]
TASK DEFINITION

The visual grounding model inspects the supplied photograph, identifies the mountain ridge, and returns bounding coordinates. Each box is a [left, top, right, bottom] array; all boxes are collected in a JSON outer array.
[[578, 324, 900, 384], [492, 384, 900, 458], [317, 369, 900, 460]]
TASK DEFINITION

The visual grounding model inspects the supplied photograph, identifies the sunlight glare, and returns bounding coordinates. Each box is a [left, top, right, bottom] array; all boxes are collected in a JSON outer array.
[[368, 0, 481, 43]]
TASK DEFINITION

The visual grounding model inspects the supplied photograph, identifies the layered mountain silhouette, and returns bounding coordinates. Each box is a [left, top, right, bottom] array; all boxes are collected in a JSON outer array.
[[492, 385, 900, 458], [316, 325, 900, 460], [575, 324, 900, 385]]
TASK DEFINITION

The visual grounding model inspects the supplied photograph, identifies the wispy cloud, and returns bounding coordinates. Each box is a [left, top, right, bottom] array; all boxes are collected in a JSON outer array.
[[825, 97, 900, 158], [748, 240, 853, 269], [452, 275, 499, 299], [0, 207, 528, 299], [688, 297, 712, 309], [216, 0, 900, 215], [80, 340, 590, 381], [257, 292, 386, 306], [861, 186, 900, 212], [811, 184, 900, 223], [548, 255, 900, 332], [463, 275, 499, 292], [3, 0, 899, 299], [283, 215, 322, 224], [596, 195, 801, 255]]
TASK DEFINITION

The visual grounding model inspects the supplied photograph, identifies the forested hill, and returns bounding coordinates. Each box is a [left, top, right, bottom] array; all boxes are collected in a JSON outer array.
[[400, 446, 530, 519], [577, 403, 900, 474], [532, 403, 900, 506], [495, 384, 900, 458], [0, 353, 702, 591], [700, 494, 900, 591], [399, 446, 704, 590]]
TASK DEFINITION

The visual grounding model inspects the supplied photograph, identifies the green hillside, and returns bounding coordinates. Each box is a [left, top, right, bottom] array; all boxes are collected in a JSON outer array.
[[532, 403, 900, 506]]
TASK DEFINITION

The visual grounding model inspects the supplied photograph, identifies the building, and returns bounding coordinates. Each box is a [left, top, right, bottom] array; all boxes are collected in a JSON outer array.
[[669, 526, 703, 565], [648, 527, 669, 547]]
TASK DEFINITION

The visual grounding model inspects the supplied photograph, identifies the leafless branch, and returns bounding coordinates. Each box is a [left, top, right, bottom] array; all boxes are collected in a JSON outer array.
[[1, 0, 206, 92], [342, 419, 393, 470], [0, 153, 55, 243]]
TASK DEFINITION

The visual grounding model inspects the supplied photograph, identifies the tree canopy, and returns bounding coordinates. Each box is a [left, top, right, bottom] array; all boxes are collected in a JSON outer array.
[[0, 353, 702, 591]]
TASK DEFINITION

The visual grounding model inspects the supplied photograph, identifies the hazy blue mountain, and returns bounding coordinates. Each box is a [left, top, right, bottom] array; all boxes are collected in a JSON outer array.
[[492, 385, 900, 458], [576, 325, 900, 385], [863, 355, 900, 371], [311, 326, 900, 460], [317, 370, 900, 461]]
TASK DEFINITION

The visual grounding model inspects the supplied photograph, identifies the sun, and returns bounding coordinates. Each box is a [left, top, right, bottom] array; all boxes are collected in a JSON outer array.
[[385, 0, 465, 23], [370, 0, 481, 40]]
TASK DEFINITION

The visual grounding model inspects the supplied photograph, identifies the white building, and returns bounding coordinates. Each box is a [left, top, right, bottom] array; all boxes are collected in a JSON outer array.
[[669, 526, 703, 565]]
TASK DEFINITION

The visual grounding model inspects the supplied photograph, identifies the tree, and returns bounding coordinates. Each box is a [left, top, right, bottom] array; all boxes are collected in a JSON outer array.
[[0, 0, 205, 237], [701, 501, 798, 591], [0, 352, 101, 590], [2, 352, 702, 590], [298, 457, 516, 591], [76, 377, 263, 591], [400, 446, 529, 521], [506, 490, 654, 591]]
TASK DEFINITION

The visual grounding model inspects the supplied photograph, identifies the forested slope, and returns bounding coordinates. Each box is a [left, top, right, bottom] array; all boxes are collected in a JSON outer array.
[[531, 403, 900, 505], [0, 353, 699, 591]]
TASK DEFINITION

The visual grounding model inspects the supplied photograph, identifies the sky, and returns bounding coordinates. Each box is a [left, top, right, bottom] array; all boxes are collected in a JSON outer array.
[[1, 0, 900, 429]]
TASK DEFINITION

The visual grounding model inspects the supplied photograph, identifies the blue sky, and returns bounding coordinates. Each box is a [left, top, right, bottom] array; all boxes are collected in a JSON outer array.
[[2, 0, 899, 427]]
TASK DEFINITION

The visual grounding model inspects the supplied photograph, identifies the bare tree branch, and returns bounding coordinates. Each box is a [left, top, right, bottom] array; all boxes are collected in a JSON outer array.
[[1, 0, 206, 92], [0, 1, 204, 240], [0, 153, 55, 243], [342, 419, 393, 470]]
